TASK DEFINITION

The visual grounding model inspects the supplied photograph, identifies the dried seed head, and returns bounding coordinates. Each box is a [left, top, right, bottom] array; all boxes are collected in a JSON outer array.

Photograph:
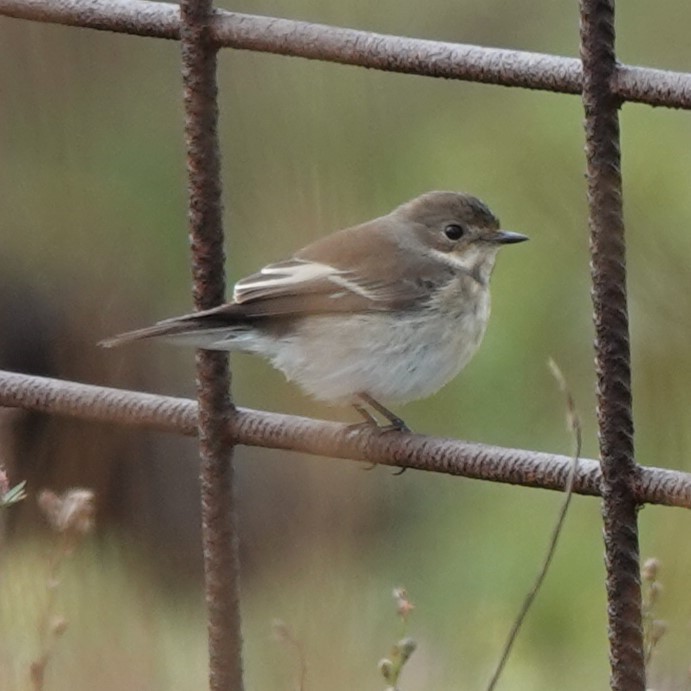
[[51, 616, 69, 638], [395, 637, 417, 661], [650, 619, 668, 644], [38, 489, 95, 535], [648, 581, 664, 604], [271, 619, 291, 643], [392, 587, 415, 621], [642, 558, 661, 582], [378, 658, 394, 682]]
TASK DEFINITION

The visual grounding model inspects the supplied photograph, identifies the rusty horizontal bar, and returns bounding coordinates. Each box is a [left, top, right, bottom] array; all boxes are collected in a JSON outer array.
[[0, 0, 690, 110], [1, 369, 690, 509]]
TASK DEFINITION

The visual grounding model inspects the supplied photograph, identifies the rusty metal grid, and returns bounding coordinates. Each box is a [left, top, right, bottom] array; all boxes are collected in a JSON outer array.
[[579, 1, 644, 687], [0, 0, 688, 688], [178, 0, 244, 686]]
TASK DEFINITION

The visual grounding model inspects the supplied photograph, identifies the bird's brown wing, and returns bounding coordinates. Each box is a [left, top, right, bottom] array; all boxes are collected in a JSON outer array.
[[101, 220, 453, 346], [231, 219, 453, 315]]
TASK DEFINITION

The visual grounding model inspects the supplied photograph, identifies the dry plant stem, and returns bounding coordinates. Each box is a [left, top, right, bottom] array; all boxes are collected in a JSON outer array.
[[0, 0, 690, 109], [295, 642, 307, 691], [31, 531, 76, 690], [31, 489, 95, 689], [380, 589, 417, 690], [179, 0, 245, 684], [580, 1, 645, 688], [486, 363, 581, 691], [640, 559, 665, 667], [1, 370, 691, 509], [272, 621, 307, 691]]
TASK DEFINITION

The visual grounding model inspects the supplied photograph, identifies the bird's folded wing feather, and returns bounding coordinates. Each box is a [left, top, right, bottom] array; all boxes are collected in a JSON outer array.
[[228, 255, 432, 318], [101, 221, 450, 346]]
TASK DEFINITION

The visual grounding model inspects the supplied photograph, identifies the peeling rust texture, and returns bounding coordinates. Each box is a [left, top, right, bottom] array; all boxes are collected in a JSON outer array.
[[179, 0, 244, 687], [579, 1, 645, 688], [2, 370, 691, 509], [1, 0, 691, 109]]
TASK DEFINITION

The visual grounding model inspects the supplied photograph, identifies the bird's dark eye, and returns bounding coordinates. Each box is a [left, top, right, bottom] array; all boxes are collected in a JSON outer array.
[[443, 223, 466, 241]]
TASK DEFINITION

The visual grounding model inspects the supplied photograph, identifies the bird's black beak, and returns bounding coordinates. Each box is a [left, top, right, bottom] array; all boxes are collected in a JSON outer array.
[[495, 230, 529, 244]]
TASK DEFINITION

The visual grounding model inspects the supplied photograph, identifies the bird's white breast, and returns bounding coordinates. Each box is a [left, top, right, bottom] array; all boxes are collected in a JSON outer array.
[[261, 278, 491, 404]]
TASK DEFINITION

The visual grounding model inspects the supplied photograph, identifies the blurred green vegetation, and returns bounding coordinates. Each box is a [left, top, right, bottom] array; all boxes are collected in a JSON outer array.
[[2, 1, 691, 689]]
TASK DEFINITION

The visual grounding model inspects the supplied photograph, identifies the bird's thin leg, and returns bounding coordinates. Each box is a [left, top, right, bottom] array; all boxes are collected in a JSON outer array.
[[357, 393, 411, 433], [350, 403, 381, 471], [350, 396, 410, 473], [352, 403, 379, 427]]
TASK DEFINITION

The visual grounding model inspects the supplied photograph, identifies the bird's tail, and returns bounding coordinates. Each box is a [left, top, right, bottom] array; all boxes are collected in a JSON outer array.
[[99, 315, 203, 348], [100, 302, 253, 349]]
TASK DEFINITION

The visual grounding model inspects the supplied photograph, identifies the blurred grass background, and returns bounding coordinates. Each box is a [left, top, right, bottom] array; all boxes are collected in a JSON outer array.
[[1, 0, 691, 689]]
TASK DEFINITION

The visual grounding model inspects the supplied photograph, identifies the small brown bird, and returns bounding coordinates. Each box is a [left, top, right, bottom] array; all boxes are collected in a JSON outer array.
[[102, 191, 528, 430]]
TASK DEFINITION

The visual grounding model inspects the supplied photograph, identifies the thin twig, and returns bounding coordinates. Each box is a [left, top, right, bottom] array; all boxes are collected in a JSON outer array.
[[486, 360, 581, 690], [272, 620, 307, 691]]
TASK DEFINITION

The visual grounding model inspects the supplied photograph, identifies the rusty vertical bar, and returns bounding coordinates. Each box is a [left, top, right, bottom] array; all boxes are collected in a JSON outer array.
[[179, 0, 244, 688], [579, 1, 645, 689]]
